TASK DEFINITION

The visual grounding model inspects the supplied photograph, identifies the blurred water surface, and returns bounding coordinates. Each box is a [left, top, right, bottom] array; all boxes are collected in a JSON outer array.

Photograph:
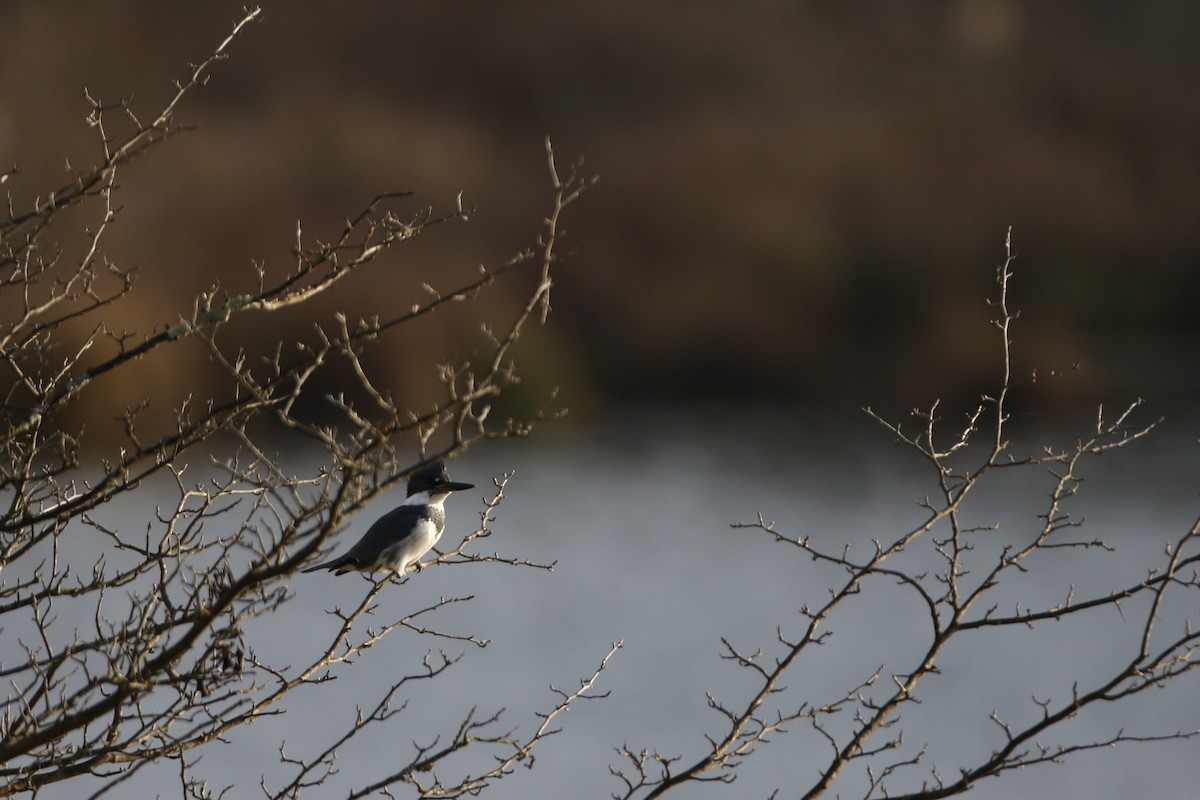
[[20, 410, 1200, 799]]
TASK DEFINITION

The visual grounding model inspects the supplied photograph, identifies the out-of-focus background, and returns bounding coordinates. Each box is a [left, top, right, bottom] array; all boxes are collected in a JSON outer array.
[[4, 2, 1200, 799], [3, 0, 1198, 425]]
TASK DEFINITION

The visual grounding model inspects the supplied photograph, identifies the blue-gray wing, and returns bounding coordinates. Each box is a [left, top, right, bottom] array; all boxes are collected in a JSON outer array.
[[343, 505, 432, 563], [303, 504, 445, 573]]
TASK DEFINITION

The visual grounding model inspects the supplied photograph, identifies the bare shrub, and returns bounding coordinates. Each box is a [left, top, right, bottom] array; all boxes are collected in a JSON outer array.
[[0, 9, 611, 798], [608, 231, 1199, 798]]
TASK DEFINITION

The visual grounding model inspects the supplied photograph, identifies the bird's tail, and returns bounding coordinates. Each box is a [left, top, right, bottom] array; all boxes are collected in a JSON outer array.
[[302, 558, 344, 573]]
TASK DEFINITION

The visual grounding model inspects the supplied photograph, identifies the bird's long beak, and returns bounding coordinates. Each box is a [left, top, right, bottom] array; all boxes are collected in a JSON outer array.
[[440, 481, 474, 492]]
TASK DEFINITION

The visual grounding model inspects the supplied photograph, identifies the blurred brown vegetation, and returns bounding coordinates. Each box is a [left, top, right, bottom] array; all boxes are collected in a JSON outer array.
[[3, 0, 1198, 430]]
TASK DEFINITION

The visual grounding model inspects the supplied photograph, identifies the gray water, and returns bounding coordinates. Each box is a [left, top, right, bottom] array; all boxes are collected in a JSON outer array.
[[11, 410, 1200, 799]]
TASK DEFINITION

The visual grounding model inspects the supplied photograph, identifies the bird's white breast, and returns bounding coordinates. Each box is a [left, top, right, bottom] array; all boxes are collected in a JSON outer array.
[[377, 516, 441, 571]]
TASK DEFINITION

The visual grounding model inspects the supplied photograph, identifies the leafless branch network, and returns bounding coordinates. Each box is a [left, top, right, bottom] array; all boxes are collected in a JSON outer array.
[[613, 228, 1200, 798], [0, 8, 609, 798]]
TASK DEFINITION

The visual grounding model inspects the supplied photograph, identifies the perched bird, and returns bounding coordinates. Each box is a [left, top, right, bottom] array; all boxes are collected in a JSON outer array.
[[303, 461, 474, 578]]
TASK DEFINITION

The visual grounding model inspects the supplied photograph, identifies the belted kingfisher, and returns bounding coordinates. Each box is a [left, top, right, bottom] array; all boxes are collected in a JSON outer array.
[[303, 461, 474, 578]]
